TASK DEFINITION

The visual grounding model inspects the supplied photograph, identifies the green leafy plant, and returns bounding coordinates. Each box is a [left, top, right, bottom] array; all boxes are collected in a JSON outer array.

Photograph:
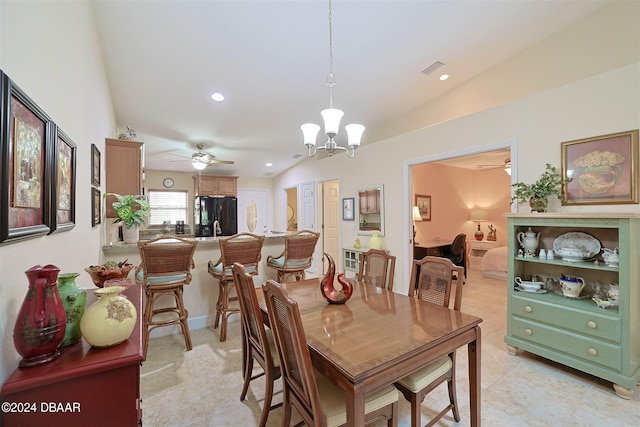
[[511, 163, 566, 212], [107, 193, 149, 229]]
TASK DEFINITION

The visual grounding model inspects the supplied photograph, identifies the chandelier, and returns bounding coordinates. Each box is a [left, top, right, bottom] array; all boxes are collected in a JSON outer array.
[[301, 0, 364, 158]]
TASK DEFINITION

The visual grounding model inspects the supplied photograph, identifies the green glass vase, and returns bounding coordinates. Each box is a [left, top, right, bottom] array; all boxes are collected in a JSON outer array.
[[57, 272, 87, 347]]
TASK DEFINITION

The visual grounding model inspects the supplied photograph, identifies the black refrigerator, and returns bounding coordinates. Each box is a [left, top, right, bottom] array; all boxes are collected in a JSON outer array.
[[194, 196, 237, 237]]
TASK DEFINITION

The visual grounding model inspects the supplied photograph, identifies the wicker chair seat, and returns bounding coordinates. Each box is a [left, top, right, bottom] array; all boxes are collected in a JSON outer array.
[[395, 356, 452, 392], [266, 256, 310, 268], [136, 270, 187, 284], [209, 262, 257, 277]]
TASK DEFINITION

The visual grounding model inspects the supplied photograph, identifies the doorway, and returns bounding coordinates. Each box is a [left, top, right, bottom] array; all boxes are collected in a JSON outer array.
[[318, 179, 340, 275]]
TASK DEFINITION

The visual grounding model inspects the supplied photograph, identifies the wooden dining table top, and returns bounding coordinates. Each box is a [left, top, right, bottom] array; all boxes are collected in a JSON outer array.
[[257, 276, 482, 384]]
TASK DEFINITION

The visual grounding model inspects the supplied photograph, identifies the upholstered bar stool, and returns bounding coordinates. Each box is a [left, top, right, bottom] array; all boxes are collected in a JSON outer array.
[[208, 233, 265, 342], [135, 235, 197, 359], [266, 230, 319, 282]]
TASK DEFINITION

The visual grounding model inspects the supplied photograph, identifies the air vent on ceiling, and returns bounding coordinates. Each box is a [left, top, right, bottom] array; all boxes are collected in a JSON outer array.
[[422, 61, 444, 75], [292, 154, 302, 159]]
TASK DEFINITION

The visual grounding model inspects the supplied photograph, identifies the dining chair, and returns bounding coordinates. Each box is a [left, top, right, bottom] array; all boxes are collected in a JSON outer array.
[[394, 256, 465, 427], [231, 263, 281, 427], [262, 280, 399, 427], [135, 235, 197, 359], [266, 229, 320, 282], [441, 233, 467, 278], [357, 248, 396, 291], [208, 232, 265, 342]]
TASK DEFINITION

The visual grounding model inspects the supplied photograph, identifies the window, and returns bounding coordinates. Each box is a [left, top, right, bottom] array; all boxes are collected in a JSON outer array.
[[148, 190, 188, 225]]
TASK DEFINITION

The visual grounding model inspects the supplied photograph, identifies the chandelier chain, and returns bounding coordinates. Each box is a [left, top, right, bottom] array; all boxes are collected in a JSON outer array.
[[327, 0, 335, 108]]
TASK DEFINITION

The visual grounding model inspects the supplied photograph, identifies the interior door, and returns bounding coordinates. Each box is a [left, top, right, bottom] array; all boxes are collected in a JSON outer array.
[[300, 182, 314, 230], [321, 180, 340, 274], [237, 189, 268, 235]]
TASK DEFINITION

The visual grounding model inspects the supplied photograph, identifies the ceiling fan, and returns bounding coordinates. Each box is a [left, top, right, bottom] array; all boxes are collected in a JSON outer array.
[[475, 158, 511, 175], [168, 144, 234, 170]]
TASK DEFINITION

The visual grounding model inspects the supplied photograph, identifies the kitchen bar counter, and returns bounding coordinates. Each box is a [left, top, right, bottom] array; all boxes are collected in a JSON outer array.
[[99, 232, 294, 340]]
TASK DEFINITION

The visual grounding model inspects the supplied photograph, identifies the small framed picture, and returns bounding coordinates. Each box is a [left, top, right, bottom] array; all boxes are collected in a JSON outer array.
[[91, 143, 101, 186], [415, 194, 431, 221], [561, 129, 638, 205], [91, 187, 101, 227], [342, 197, 355, 221]]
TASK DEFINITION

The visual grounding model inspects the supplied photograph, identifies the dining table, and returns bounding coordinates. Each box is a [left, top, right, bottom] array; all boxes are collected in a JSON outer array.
[[256, 277, 483, 426]]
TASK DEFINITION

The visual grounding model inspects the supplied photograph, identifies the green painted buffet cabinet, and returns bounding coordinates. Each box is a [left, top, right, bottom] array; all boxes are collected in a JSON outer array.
[[504, 214, 639, 399]]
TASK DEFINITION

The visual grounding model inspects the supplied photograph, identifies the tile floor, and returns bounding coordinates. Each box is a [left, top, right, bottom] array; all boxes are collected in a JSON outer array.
[[140, 270, 640, 426]]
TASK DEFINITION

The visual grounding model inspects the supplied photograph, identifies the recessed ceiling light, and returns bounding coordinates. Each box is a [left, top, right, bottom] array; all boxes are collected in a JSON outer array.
[[211, 92, 225, 102], [265, 162, 273, 167], [439, 74, 449, 81]]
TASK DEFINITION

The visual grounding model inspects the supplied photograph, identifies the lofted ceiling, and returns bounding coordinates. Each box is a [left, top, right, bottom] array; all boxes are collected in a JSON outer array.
[[91, 0, 610, 177]]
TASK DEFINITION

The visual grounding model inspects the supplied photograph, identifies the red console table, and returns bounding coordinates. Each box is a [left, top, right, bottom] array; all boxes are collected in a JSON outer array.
[[1, 284, 143, 426]]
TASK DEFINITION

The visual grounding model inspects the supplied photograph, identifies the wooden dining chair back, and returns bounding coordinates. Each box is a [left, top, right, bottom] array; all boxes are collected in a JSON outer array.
[[441, 233, 467, 278], [357, 249, 396, 291], [135, 235, 197, 359], [262, 280, 399, 427], [395, 256, 464, 427], [208, 233, 265, 342], [232, 263, 281, 427], [266, 230, 320, 282]]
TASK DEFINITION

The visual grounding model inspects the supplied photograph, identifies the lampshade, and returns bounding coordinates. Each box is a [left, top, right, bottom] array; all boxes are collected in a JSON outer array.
[[301, 123, 321, 148], [469, 209, 489, 222], [192, 160, 207, 171], [412, 206, 422, 222], [321, 108, 344, 136], [504, 158, 512, 175]]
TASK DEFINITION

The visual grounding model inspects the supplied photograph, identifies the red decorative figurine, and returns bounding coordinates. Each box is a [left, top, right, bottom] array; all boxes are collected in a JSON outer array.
[[13, 265, 67, 367]]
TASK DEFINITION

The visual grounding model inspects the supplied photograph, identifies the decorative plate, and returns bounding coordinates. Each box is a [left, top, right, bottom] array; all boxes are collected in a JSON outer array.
[[553, 232, 601, 261]]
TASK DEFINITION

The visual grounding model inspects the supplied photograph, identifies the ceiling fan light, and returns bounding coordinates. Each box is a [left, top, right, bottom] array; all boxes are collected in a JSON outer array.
[[504, 158, 511, 175], [192, 160, 207, 170], [345, 124, 365, 148]]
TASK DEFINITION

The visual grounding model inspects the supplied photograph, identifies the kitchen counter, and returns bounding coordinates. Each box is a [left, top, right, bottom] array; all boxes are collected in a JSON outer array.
[[100, 231, 296, 340]]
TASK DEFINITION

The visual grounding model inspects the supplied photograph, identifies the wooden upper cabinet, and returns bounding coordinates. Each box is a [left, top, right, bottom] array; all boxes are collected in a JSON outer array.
[[105, 138, 143, 217], [359, 190, 379, 214], [194, 175, 238, 197]]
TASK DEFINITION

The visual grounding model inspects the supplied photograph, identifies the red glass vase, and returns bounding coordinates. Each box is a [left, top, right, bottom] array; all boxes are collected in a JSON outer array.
[[13, 264, 67, 367], [320, 253, 353, 304]]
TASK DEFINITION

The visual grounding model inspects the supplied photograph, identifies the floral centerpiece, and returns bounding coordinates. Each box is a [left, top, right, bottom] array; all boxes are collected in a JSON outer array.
[[85, 259, 134, 288]]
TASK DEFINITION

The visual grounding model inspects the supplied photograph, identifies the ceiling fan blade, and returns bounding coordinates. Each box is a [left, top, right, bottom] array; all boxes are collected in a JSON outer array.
[[167, 152, 192, 160], [206, 159, 235, 165]]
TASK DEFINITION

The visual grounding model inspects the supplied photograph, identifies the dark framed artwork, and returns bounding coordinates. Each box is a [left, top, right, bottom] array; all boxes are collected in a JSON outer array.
[[561, 129, 639, 205], [0, 71, 54, 245], [415, 194, 431, 221], [50, 126, 76, 234], [91, 187, 101, 227], [342, 197, 355, 221], [91, 143, 100, 186]]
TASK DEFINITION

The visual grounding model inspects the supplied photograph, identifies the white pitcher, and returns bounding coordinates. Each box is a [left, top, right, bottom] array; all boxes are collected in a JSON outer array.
[[517, 227, 540, 255]]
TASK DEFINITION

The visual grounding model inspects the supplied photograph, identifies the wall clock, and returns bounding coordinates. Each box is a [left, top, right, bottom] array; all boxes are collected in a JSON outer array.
[[163, 178, 174, 188]]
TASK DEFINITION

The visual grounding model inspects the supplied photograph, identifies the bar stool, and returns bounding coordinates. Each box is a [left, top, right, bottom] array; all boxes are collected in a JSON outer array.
[[135, 235, 197, 359], [266, 230, 319, 282], [208, 233, 265, 342]]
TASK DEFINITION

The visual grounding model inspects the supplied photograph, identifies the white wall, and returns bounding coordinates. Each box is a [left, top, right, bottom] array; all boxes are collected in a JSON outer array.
[[0, 1, 116, 382]]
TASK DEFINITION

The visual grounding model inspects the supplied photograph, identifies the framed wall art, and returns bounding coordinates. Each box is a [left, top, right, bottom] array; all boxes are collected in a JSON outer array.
[[342, 197, 355, 221], [91, 143, 100, 186], [561, 129, 638, 205], [0, 71, 54, 245], [415, 194, 431, 221], [50, 126, 76, 234], [91, 187, 101, 227]]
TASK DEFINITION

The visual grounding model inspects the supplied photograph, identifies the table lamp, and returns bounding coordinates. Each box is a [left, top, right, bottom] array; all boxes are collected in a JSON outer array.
[[469, 208, 488, 241], [412, 206, 422, 245]]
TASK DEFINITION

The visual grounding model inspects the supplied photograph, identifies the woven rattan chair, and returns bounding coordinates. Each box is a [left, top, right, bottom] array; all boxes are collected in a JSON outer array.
[[266, 230, 319, 282], [261, 280, 399, 427], [208, 233, 265, 342], [232, 263, 281, 427], [135, 235, 197, 359], [357, 249, 396, 291], [394, 256, 464, 427]]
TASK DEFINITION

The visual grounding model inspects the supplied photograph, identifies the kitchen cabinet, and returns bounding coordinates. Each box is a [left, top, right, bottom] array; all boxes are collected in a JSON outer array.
[[1, 284, 143, 426], [359, 189, 379, 214], [504, 213, 639, 399], [105, 138, 144, 218], [193, 175, 238, 197]]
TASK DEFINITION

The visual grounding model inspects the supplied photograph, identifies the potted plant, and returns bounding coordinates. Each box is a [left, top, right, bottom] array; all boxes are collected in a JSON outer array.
[[107, 193, 149, 243], [511, 163, 566, 212]]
